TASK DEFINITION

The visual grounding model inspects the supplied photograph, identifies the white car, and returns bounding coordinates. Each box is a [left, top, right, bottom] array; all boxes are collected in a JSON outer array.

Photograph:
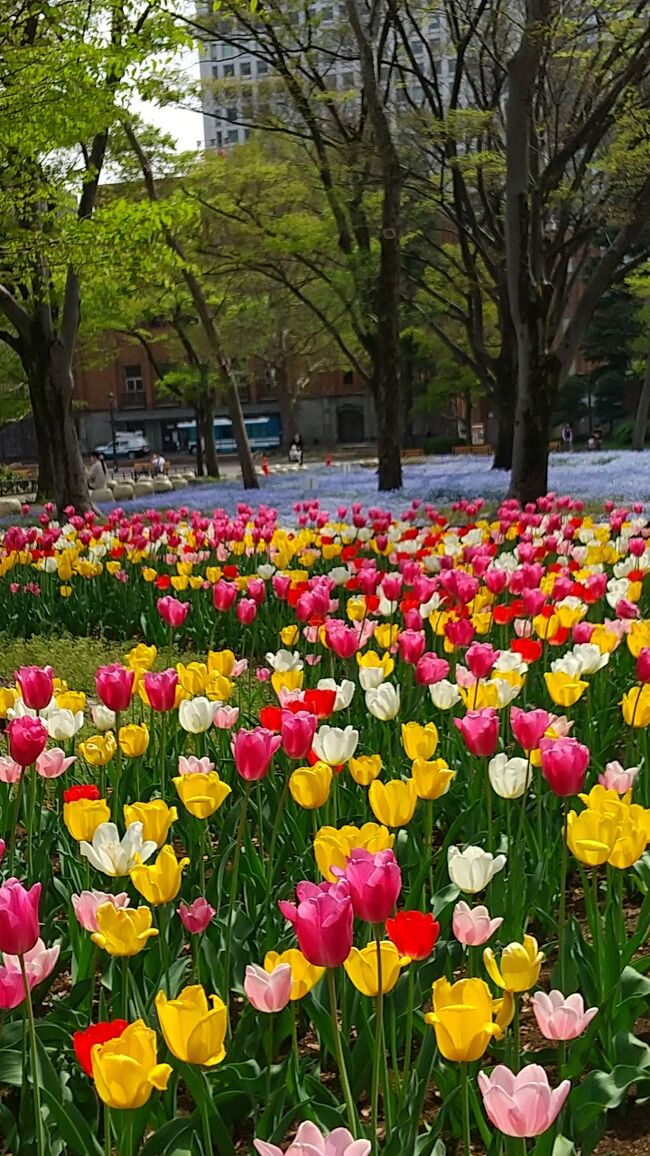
[[94, 433, 150, 460]]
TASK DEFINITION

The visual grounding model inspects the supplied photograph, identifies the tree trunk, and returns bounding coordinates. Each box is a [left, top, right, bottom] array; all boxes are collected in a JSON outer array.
[[35, 343, 91, 513], [225, 384, 258, 488], [200, 393, 220, 478], [509, 354, 557, 503], [276, 360, 296, 452], [632, 345, 650, 450], [492, 370, 516, 470], [28, 374, 55, 499]]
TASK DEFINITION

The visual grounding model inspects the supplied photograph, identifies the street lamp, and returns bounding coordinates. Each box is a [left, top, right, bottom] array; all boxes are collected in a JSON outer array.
[[107, 391, 117, 472]]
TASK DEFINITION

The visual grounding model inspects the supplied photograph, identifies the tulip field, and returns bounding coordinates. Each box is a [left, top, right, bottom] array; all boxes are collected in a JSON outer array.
[[1, 494, 650, 1156]]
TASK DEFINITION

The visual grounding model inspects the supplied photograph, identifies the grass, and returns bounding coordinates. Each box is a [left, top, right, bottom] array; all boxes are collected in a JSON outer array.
[[0, 632, 200, 691]]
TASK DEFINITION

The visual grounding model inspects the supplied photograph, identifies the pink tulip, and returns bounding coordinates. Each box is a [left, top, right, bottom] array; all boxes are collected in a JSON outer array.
[[636, 648, 650, 683], [279, 880, 353, 968], [540, 737, 589, 797], [478, 1065, 570, 1137], [454, 709, 499, 758], [15, 666, 53, 711], [254, 1121, 371, 1156], [445, 618, 475, 648], [213, 580, 238, 611], [415, 654, 450, 686], [0, 879, 41, 955], [157, 595, 190, 629], [0, 757, 22, 784], [237, 598, 257, 625], [36, 748, 76, 779], [143, 669, 178, 712], [280, 711, 317, 760], [213, 706, 239, 729], [178, 897, 216, 934], [0, 965, 33, 1009], [244, 962, 292, 1012], [0, 839, 4, 862], [397, 630, 426, 664], [452, 901, 503, 946], [232, 727, 282, 781], [342, 848, 402, 924], [3, 938, 60, 985], [7, 717, 48, 767], [465, 643, 499, 679], [247, 578, 266, 605], [324, 622, 359, 659], [510, 707, 551, 752], [71, 890, 130, 933], [177, 755, 214, 776], [484, 569, 508, 595], [598, 761, 639, 794], [95, 664, 134, 713], [531, 990, 598, 1041], [381, 573, 403, 601]]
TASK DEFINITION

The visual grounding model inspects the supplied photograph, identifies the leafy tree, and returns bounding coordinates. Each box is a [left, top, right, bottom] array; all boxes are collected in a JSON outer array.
[[582, 282, 641, 432]]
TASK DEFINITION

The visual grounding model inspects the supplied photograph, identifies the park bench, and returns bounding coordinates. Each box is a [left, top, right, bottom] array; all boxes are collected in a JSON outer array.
[[403, 447, 424, 460], [452, 444, 493, 456]]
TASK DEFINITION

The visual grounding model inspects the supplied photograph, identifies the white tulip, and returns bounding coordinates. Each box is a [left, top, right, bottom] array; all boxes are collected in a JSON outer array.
[[359, 666, 387, 691], [571, 643, 609, 676], [44, 707, 85, 740], [448, 845, 507, 893], [493, 651, 528, 675], [312, 724, 359, 765], [365, 683, 401, 721], [256, 564, 275, 580], [429, 680, 461, 710], [550, 654, 583, 678], [91, 704, 116, 732], [80, 822, 157, 877], [264, 649, 303, 672], [488, 754, 532, 799], [8, 698, 38, 720], [178, 697, 217, 734], [493, 677, 523, 708], [316, 678, 355, 711]]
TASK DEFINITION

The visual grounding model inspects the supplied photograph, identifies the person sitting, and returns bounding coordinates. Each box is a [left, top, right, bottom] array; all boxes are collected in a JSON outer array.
[[288, 432, 304, 465], [151, 452, 166, 476], [86, 452, 108, 490]]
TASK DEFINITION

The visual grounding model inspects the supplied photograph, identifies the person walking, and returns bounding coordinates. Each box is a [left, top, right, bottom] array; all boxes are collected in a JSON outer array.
[[86, 452, 108, 490], [560, 423, 573, 453]]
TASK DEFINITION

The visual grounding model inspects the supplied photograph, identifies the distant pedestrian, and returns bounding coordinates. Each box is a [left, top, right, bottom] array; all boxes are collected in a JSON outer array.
[[86, 452, 107, 490], [289, 432, 304, 465], [561, 423, 573, 453], [151, 452, 166, 476]]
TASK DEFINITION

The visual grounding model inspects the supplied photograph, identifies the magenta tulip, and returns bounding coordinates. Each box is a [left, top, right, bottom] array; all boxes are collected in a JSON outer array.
[[454, 709, 499, 758], [280, 711, 317, 760], [213, 580, 238, 611], [636, 648, 650, 683], [510, 707, 551, 752], [95, 664, 134, 713], [397, 630, 426, 664], [531, 991, 598, 1041], [414, 654, 450, 686], [7, 717, 48, 767], [143, 669, 178, 713], [232, 727, 282, 781], [342, 848, 402, 924], [478, 1065, 570, 1137], [244, 963, 292, 1012], [236, 598, 257, 625], [0, 879, 41, 955], [157, 595, 190, 629], [0, 966, 33, 1009], [540, 737, 589, 797], [15, 666, 53, 711], [178, 897, 216, 934], [465, 643, 499, 680], [279, 880, 353, 968]]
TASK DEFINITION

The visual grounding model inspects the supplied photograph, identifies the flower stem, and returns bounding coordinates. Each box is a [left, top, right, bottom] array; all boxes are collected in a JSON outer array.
[[558, 798, 569, 989], [402, 966, 415, 1088], [371, 933, 384, 1152], [512, 996, 521, 1073], [27, 767, 37, 878], [113, 712, 122, 821], [8, 769, 26, 875], [104, 1103, 112, 1156], [267, 775, 289, 886], [326, 968, 357, 1135], [223, 784, 251, 1012], [460, 1062, 471, 1156], [485, 760, 493, 851], [159, 711, 168, 801], [20, 954, 45, 1156]]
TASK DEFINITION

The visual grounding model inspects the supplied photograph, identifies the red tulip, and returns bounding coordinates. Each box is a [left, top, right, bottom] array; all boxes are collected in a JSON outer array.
[[386, 910, 440, 960]]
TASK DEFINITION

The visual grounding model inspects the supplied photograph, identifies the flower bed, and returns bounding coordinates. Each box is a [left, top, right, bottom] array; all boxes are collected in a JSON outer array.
[[0, 492, 649, 1155]]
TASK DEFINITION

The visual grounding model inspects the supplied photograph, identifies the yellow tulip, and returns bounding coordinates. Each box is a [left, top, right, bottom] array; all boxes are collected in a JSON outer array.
[[459, 681, 501, 710], [124, 644, 157, 672], [124, 801, 177, 848], [155, 985, 227, 1067], [280, 626, 300, 647], [533, 613, 561, 641], [264, 949, 324, 1000], [271, 670, 304, 697], [555, 601, 587, 629], [348, 754, 383, 786], [589, 626, 619, 655], [56, 690, 86, 713], [627, 621, 650, 658], [411, 758, 455, 801], [176, 663, 209, 696], [356, 651, 394, 679], [544, 672, 588, 707], [425, 977, 513, 1062], [79, 732, 117, 767], [205, 673, 234, 702], [173, 771, 232, 819], [59, 585, 73, 598], [368, 778, 418, 828], [207, 649, 236, 678], [142, 568, 157, 582], [483, 935, 544, 992], [289, 762, 332, 809], [91, 1020, 172, 1109], [91, 904, 158, 956], [567, 804, 648, 870], [0, 687, 17, 717], [63, 796, 111, 842], [314, 822, 394, 881], [346, 596, 368, 622], [130, 845, 189, 906], [401, 722, 439, 761], [344, 942, 407, 996], [621, 685, 650, 727], [374, 624, 399, 650], [118, 724, 150, 759]]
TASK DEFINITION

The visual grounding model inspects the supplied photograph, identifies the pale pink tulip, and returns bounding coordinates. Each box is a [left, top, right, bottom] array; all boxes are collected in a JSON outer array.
[[452, 901, 503, 946], [598, 761, 639, 795], [254, 1121, 371, 1156], [213, 706, 240, 729], [36, 748, 76, 779], [177, 755, 214, 776], [531, 990, 598, 1041], [71, 890, 130, 932], [244, 963, 292, 1012], [0, 757, 22, 784], [478, 1064, 570, 1137], [3, 938, 59, 985]]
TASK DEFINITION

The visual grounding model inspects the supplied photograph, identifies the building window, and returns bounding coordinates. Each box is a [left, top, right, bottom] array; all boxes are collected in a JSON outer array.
[[342, 369, 354, 386], [227, 128, 239, 144], [256, 58, 268, 74], [212, 66, 219, 79], [221, 43, 234, 58], [240, 59, 252, 76], [223, 62, 235, 77], [226, 106, 237, 122], [123, 364, 143, 396], [341, 71, 354, 88]]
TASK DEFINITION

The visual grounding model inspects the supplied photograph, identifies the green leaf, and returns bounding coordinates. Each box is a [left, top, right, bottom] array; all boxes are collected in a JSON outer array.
[[39, 1086, 103, 1156], [140, 1116, 197, 1156]]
